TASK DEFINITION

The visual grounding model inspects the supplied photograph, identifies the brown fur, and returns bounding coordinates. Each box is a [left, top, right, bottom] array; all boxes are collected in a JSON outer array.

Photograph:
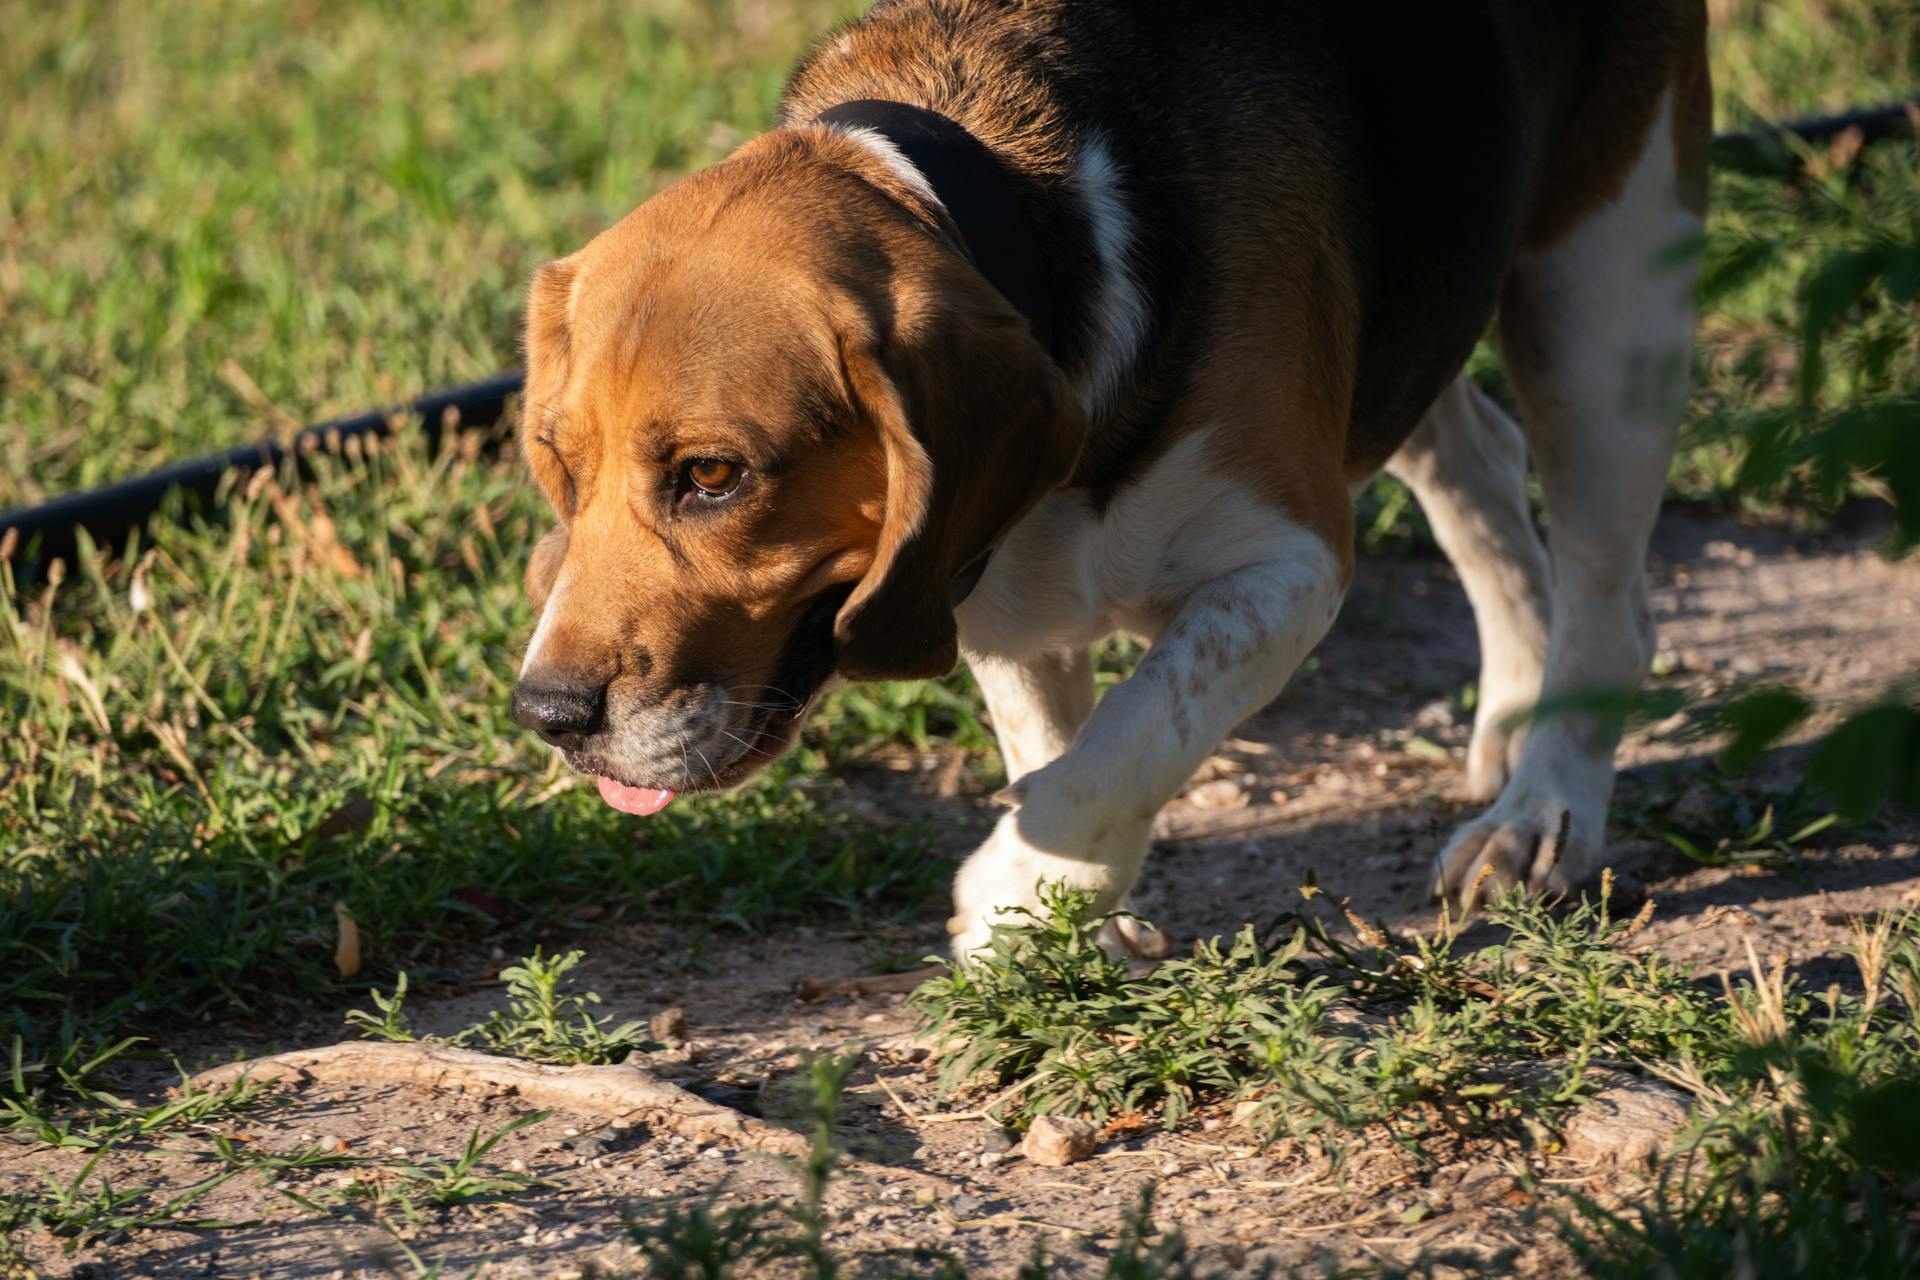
[[517, 126, 1080, 774], [1515, 2, 1713, 248], [515, 0, 1708, 791]]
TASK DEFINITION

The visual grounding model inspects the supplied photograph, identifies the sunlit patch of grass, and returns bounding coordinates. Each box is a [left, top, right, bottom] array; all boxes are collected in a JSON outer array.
[[0, 0, 863, 506], [0, 432, 943, 1067]]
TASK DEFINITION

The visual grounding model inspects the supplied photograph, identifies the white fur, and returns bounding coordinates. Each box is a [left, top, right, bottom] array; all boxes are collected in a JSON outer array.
[[1067, 135, 1151, 421], [827, 126, 945, 212], [1435, 89, 1702, 904], [1385, 375, 1550, 800], [520, 569, 571, 676], [950, 432, 1346, 955]]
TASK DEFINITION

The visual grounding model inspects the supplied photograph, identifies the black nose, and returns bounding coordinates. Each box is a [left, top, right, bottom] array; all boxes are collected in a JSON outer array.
[[511, 679, 607, 748]]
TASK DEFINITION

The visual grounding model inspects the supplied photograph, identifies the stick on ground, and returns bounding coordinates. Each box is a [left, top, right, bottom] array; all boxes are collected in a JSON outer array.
[[190, 1041, 812, 1157]]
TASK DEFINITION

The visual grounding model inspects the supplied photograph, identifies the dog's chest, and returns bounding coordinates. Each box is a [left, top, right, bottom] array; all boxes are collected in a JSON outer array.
[[955, 431, 1299, 660]]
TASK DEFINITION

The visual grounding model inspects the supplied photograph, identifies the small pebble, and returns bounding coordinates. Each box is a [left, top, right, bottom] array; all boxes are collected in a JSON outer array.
[[949, 1194, 983, 1216], [978, 1151, 1002, 1168], [1021, 1115, 1100, 1168]]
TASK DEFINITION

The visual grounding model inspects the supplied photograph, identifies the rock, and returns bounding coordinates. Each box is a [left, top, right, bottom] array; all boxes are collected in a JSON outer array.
[[1021, 1114, 1100, 1167], [1667, 782, 1719, 829], [1562, 1075, 1691, 1169], [1449, 1161, 1518, 1212], [1187, 779, 1248, 811], [872, 1033, 931, 1064], [650, 1006, 689, 1045], [576, 1130, 620, 1157]]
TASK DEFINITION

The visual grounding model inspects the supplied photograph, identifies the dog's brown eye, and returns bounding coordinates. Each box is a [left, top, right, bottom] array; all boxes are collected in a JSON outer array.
[[687, 458, 741, 496]]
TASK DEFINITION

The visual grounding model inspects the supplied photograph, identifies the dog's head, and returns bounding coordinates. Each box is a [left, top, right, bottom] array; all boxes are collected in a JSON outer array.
[[510, 129, 1082, 811]]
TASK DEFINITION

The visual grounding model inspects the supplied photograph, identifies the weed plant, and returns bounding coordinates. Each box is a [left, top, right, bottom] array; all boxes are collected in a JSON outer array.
[[345, 947, 659, 1065]]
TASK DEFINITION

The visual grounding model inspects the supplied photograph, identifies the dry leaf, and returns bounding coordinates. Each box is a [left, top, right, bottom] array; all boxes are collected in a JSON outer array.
[[334, 901, 361, 978], [312, 796, 376, 843]]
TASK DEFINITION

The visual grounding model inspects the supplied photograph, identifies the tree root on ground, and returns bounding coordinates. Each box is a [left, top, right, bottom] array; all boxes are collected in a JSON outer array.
[[189, 1040, 813, 1157]]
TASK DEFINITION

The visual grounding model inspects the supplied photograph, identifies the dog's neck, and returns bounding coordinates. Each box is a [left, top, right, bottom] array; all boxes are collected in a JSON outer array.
[[813, 99, 1063, 362]]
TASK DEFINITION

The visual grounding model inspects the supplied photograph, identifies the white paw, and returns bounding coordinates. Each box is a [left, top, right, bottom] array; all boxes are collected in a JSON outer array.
[[1102, 911, 1175, 961], [948, 780, 1152, 960], [1434, 782, 1607, 911]]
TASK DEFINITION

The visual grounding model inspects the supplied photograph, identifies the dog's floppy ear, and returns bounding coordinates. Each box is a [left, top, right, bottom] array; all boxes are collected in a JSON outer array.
[[835, 275, 1084, 681], [519, 256, 584, 525], [520, 255, 579, 441]]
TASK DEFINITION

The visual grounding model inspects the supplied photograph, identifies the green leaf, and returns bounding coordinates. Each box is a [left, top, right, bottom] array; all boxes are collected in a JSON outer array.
[[1717, 688, 1813, 773], [1843, 1078, 1920, 1178], [1808, 702, 1920, 822]]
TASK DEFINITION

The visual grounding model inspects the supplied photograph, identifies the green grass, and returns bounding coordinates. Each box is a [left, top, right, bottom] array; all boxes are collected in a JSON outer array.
[[911, 881, 1721, 1141], [912, 881, 1920, 1276], [0, 439, 946, 1057], [0, 0, 1912, 1106], [3, 2, 1920, 1271], [0, 0, 863, 506]]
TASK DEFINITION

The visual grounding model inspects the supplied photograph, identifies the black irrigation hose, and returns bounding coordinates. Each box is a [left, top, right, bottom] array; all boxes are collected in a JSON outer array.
[[1713, 95, 1920, 175], [3, 96, 1916, 584], [0, 372, 525, 582]]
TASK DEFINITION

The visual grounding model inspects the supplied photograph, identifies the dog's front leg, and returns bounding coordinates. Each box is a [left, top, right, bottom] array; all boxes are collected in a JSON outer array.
[[949, 532, 1347, 957]]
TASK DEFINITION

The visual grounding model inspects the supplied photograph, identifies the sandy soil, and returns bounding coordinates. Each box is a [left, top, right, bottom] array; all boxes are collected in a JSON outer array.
[[7, 506, 1917, 1279]]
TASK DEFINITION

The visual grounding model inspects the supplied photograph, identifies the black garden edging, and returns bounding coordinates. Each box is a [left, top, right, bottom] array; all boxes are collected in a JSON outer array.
[[3, 96, 1915, 584]]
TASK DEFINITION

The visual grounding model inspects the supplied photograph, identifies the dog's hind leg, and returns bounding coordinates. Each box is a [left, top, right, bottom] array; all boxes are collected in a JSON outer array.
[[1435, 86, 1705, 907], [1387, 376, 1551, 800]]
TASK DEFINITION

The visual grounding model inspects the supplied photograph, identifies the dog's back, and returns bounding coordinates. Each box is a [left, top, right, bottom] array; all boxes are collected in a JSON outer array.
[[783, 0, 1709, 485]]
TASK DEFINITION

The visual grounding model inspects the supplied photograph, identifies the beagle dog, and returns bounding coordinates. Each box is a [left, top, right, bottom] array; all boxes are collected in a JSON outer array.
[[510, 0, 1710, 955]]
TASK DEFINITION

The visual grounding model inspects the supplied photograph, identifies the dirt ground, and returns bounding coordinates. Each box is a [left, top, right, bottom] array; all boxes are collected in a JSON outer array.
[[8, 506, 1919, 1279]]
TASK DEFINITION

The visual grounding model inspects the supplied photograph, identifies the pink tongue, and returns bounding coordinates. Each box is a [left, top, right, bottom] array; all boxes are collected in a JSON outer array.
[[596, 776, 677, 816]]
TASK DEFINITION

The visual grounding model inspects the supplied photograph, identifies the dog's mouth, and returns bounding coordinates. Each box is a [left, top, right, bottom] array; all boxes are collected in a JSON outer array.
[[565, 585, 849, 816], [566, 706, 804, 812]]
